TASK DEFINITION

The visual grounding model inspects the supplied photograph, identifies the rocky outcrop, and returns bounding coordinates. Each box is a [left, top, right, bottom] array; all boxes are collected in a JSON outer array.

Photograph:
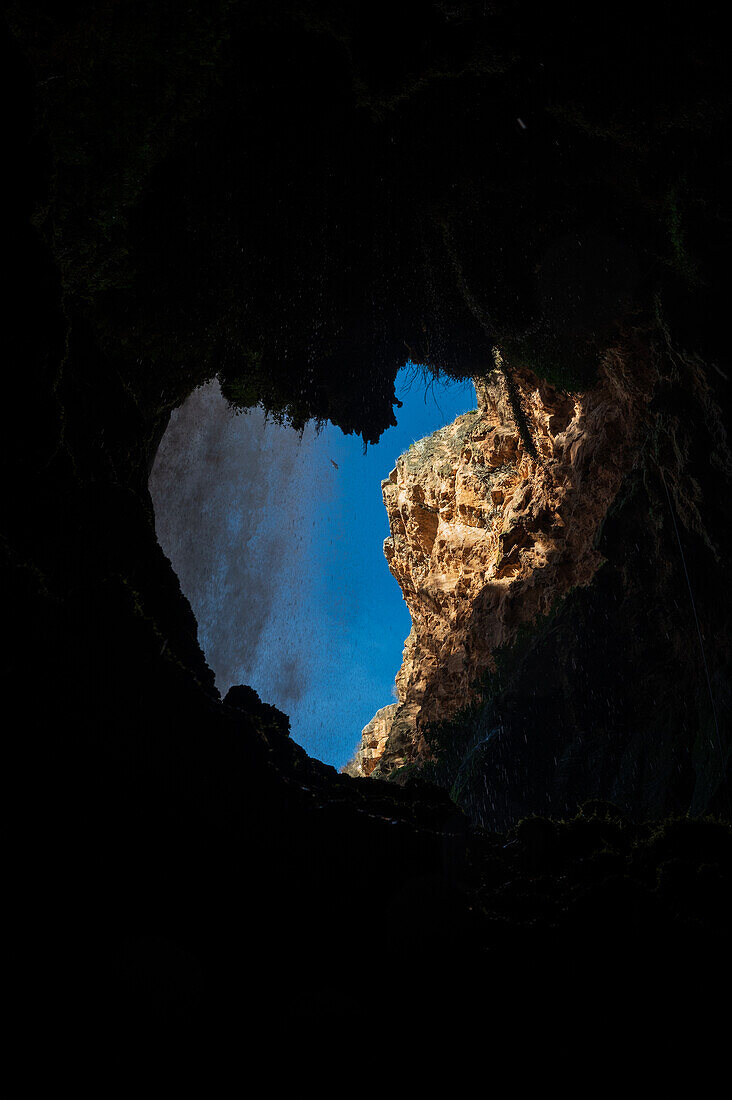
[[347, 342, 656, 777], [341, 704, 398, 777]]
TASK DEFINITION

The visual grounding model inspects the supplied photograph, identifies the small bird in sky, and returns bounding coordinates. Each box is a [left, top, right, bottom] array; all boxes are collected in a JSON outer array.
[[330, 458, 339, 470]]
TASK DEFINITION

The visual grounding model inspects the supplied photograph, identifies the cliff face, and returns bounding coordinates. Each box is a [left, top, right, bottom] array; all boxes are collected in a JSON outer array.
[[348, 343, 656, 778]]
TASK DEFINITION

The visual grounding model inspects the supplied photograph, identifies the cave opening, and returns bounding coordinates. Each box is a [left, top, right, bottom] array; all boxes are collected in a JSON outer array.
[[149, 363, 476, 770]]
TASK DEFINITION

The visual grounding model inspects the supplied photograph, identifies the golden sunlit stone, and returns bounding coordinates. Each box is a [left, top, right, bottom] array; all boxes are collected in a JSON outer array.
[[344, 342, 655, 778]]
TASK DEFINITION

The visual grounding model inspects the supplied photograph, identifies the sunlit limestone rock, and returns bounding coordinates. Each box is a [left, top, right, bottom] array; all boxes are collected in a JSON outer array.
[[341, 704, 398, 777], [344, 343, 655, 778]]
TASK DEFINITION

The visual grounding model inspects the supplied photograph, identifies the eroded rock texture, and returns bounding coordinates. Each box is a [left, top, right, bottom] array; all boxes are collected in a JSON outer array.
[[348, 343, 655, 777]]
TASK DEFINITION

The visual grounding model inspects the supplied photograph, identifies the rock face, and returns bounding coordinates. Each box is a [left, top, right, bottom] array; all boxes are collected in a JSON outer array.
[[347, 343, 655, 777], [342, 704, 398, 777]]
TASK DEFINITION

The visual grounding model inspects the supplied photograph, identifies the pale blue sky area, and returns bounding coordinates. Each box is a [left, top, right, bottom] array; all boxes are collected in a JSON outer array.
[[151, 365, 476, 769]]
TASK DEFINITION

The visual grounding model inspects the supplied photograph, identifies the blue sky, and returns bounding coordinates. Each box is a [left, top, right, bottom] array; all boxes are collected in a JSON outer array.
[[151, 365, 476, 769]]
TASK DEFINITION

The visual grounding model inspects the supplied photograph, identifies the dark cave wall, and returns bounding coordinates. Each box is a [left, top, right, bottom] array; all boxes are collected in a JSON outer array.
[[4, 12, 478, 1044], [3, 2, 732, 1043], [6, 0, 731, 839], [8, 0, 732, 439]]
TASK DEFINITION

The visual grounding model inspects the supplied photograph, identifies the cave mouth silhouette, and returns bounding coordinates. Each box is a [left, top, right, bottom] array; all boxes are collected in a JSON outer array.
[[149, 368, 476, 771]]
